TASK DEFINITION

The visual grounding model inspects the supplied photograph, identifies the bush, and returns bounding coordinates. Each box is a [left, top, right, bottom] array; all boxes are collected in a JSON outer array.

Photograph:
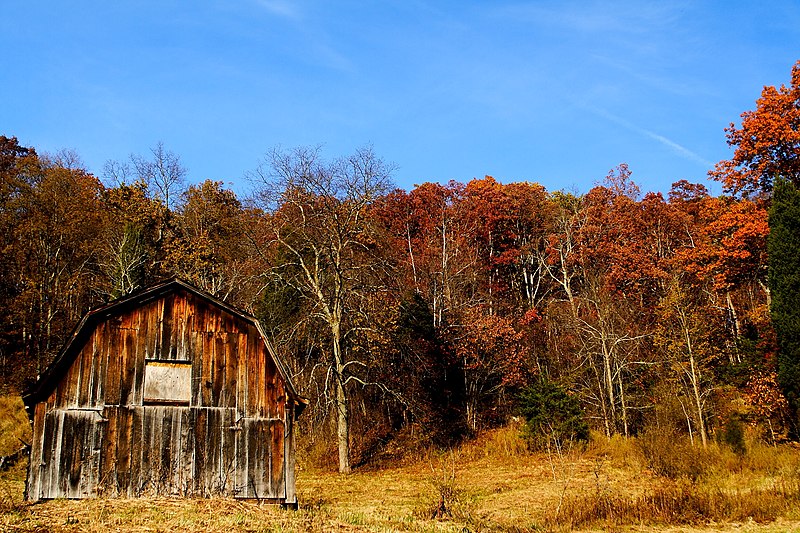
[[718, 415, 747, 455], [638, 428, 711, 480], [413, 453, 474, 521], [518, 379, 589, 450], [553, 478, 800, 529]]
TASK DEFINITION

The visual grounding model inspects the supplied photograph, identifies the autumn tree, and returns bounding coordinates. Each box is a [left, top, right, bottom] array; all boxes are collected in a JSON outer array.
[[543, 167, 657, 437], [0, 137, 37, 387], [99, 180, 169, 297], [164, 180, 261, 306], [249, 145, 394, 473], [654, 281, 720, 447], [0, 148, 106, 385], [129, 142, 188, 211], [709, 61, 800, 404], [452, 308, 526, 431], [710, 60, 800, 198], [460, 177, 553, 314]]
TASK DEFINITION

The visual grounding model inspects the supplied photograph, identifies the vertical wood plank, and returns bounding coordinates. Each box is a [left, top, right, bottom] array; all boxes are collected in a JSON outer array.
[[131, 308, 145, 406], [26, 404, 46, 501], [119, 328, 135, 405], [204, 408, 220, 494], [172, 407, 182, 494], [105, 321, 121, 406], [179, 407, 193, 495], [272, 419, 285, 497], [43, 410, 63, 499], [191, 331, 204, 406], [192, 408, 207, 495], [99, 406, 118, 495], [236, 333, 248, 419], [221, 408, 235, 495], [257, 337, 267, 419], [285, 404, 297, 505], [213, 333, 225, 405], [114, 406, 132, 496], [128, 406, 143, 496], [201, 333, 213, 407], [246, 334, 258, 418], [90, 329, 106, 408], [70, 345, 84, 409]]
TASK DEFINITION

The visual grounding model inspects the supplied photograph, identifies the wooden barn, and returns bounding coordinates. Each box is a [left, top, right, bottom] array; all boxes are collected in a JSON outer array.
[[23, 279, 306, 505]]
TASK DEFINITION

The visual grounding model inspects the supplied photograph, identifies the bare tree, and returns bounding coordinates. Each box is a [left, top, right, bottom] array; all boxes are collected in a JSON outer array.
[[101, 223, 148, 299], [103, 142, 187, 211], [101, 159, 134, 187], [131, 142, 187, 211], [655, 280, 717, 447], [249, 145, 394, 473]]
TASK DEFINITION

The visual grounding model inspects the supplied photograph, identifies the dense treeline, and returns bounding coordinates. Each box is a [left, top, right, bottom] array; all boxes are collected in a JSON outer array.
[[1, 61, 798, 473]]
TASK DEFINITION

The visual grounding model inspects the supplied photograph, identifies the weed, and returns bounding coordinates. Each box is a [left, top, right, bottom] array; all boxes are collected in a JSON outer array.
[[413, 452, 472, 522], [342, 510, 367, 525], [475, 422, 529, 459], [552, 477, 800, 529], [585, 431, 642, 469], [638, 428, 715, 480]]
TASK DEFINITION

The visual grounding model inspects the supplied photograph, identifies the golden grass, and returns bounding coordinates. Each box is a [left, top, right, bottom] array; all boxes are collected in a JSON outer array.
[[2, 403, 800, 532], [0, 395, 31, 457]]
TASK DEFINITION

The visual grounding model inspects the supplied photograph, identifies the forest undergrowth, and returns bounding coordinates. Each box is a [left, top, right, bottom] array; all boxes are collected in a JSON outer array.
[[2, 395, 800, 533]]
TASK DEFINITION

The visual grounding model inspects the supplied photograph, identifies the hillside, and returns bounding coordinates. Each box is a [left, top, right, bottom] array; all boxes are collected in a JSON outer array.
[[2, 396, 800, 532]]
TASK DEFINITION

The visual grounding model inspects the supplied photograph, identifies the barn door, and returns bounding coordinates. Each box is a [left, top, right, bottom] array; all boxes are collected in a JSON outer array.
[[39, 409, 103, 499], [234, 418, 285, 499]]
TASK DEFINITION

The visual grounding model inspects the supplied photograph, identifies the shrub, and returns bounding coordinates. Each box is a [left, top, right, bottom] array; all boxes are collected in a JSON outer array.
[[718, 415, 747, 455], [638, 429, 711, 480], [552, 477, 800, 529], [518, 379, 589, 450], [413, 453, 473, 521]]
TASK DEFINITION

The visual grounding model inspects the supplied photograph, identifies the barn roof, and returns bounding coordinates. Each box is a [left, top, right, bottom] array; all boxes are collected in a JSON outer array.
[[23, 278, 307, 414]]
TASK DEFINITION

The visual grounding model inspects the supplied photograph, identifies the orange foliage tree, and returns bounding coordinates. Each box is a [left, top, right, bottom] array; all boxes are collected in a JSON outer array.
[[710, 60, 800, 198]]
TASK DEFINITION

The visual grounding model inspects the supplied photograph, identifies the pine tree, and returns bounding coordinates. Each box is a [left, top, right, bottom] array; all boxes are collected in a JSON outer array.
[[769, 177, 800, 432]]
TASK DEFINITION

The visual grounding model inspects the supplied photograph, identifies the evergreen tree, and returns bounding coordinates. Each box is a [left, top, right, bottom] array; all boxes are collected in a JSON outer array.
[[519, 378, 589, 449], [769, 177, 800, 432]]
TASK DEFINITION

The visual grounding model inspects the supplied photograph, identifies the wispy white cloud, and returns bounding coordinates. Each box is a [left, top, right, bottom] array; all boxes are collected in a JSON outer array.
[[589, 54, 710, 98], [255, 0, 301, 20], [585, 105, 714, 168], [250, 0, 353, 72], [309, 42, 354, 73], [485, 0, 687, 34]]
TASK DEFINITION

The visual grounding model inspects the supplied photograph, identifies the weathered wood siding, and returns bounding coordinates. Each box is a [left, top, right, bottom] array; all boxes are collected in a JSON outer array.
[[27, 289, 293, 501]]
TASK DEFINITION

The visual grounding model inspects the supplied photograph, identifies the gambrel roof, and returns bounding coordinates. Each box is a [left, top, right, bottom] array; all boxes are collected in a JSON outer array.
[[23, 278, 306, 414]]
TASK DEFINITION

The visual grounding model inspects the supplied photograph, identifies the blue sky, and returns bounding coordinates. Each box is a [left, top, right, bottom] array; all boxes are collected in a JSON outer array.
[[2, 1, 798, 195]]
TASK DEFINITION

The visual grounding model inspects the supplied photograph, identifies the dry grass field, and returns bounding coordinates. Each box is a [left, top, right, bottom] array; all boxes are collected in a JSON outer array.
[[2, 395, 800, 532]]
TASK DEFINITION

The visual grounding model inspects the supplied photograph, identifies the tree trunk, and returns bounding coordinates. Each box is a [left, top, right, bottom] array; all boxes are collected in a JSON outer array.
[[688, 348, 708, 448], [726, 291, 741, 363], [602, 337, 617, 433], [617, 371, 629, 437], [332, 319, 351, 474], [682, 311, 708, 448], [335, 372, 351, 474]]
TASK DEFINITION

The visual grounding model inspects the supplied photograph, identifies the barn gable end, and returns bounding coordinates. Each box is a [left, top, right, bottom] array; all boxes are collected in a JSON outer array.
[[23, 279, 305, 504]]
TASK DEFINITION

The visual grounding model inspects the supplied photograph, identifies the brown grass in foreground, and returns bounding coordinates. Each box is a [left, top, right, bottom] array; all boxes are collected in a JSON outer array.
[[2, 418, 800, 531]]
